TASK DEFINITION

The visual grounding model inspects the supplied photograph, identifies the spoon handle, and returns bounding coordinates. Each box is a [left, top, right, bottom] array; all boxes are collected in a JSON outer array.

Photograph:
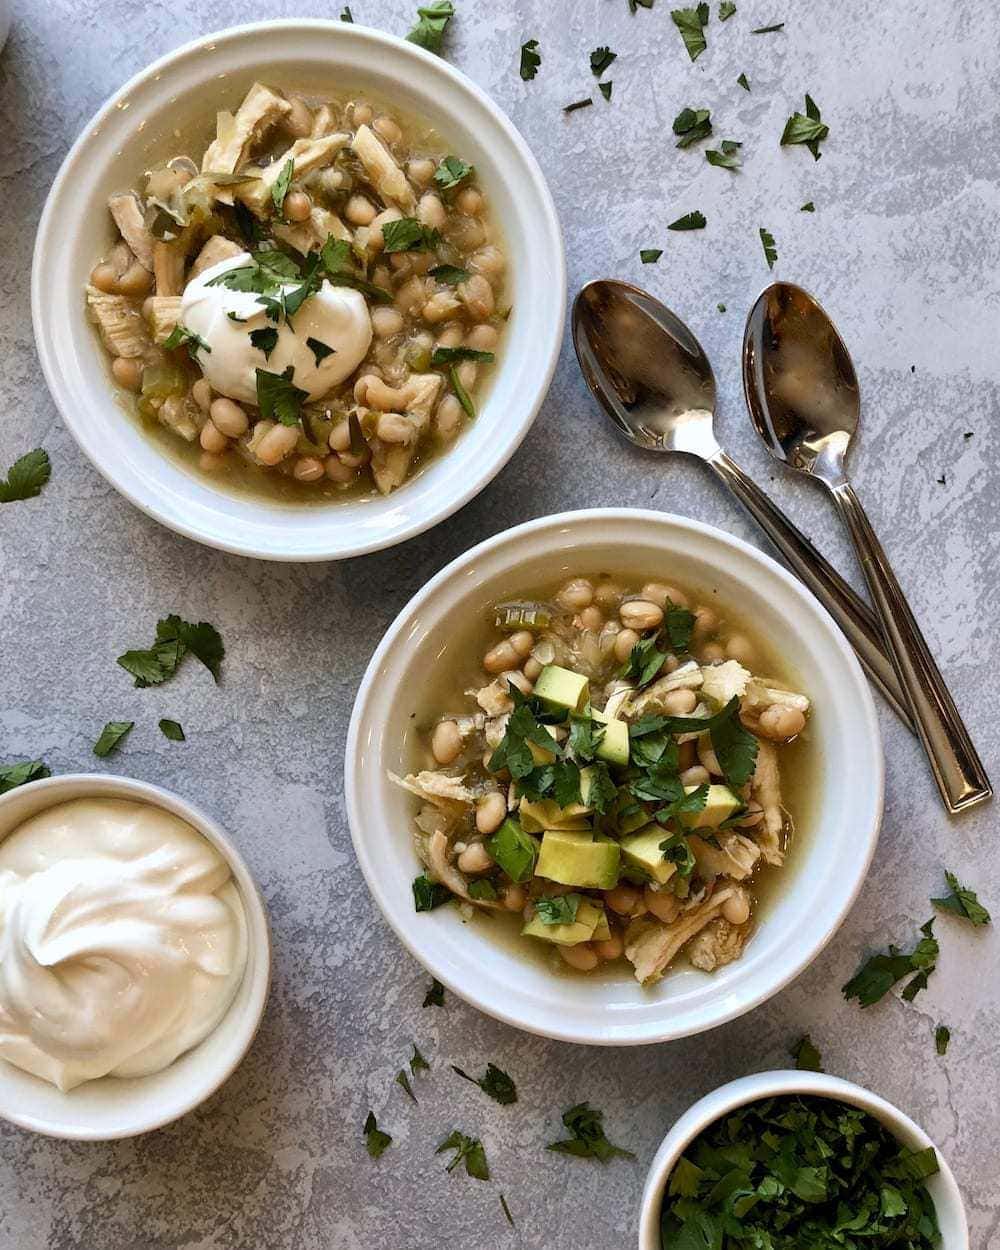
[[829, 481, 992, 813], [706, 449, 915, 731]]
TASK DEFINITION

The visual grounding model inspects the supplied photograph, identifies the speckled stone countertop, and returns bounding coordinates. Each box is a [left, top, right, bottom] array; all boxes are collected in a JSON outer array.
[[1, 1, 998, 1246]]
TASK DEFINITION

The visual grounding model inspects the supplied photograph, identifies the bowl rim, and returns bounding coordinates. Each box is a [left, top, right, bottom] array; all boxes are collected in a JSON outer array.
[[637, 1070, 969, 1249], [344, 506, 885, 1045], [30, 18, 566, 562], [0, 773, 272, 1140]]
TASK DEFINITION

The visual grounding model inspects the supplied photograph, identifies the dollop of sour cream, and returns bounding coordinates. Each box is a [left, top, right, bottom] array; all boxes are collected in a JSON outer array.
[[180, 251, 373, 407], [0, 798, 248, 1092]]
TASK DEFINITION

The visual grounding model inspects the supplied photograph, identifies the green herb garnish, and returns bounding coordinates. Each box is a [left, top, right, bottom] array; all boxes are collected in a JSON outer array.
[[450, 366, 475, 420], [271, 158, 294, 215], [842, 919, 939, 1006], [935, 1025, 950, 1056], [249, 326, 279, 359], [534, 893, 582, 925], [752, 20, 784, 32], [670, 5, 709, 61], [410, 1044, 430, 1075], [93, 721, 134, 758], [640, 248, 663, 264], [405, 1, 455, 54], [434, 154, 474, 192], [437, 1131, 490, 1179], [760, 225, 778, 268], [163, 323, 212, 360], [500, 1194, 514, 1226], [413, 873, 451, 911], [468, 878, 498, 901], [428, 263, 471, 285], [423, 978, 445, 1007], [0, 761, 51, 793], [520, 38, 541, 80], [668, 210, 706, 231], [319, 235, 392, 303], [781, 93, 829, 159], [790, 1033, 824, 1071], [547, 1103, 635, 1163], [564, 98, 593, 114], [719, 1, 736, 18], [306, 336, 335, 366], [451, 1062, 518, 1105], [382, 217, 441, 253], [706, 138, 742, 169], [431, 346, 496, 365], [395, 1069, 417, 1102], [340, 6, 354, 21], [0, 449, 51, 504], [256, 365, 307, 426], [364, 1111, 391, 1158], [801, 200, 816, 211], [628, 0, 655, 10], [158, 718, 185, 741], [932, 869, 991, 926], [737, 70, 750, 91], [590, 46, 617, 76], [486, 818, 539, 883], [599, 81, 613, 101], [673, 106, 712, 148], [117, 615, 224, 687]]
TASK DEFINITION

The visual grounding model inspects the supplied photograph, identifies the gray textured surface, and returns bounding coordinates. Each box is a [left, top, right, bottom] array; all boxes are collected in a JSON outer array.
[[1, 1, 998, 1246]]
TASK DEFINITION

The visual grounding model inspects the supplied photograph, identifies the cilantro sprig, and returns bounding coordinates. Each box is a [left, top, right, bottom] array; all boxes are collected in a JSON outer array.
[[406, 1, 455, 54], [547, 1103, 635, 1163], [0, 449, 51, 504], [436, 1131, 489, 1179], [0, 761, 51, 793], [842, 919, 939, 1007], [117, 615, 224, 687], [451, 1062, 518, 1105], [932, 869, 991, 926]]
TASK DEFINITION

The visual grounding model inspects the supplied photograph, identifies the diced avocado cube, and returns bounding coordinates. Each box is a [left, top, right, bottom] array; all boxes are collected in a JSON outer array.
[[519, 798, 591, 833], [620, 826, 676, 885], [528, 723, 559, 766], [521, 897, 604, 946], [486, 818, 539, 883], [677, 784, 741, 830], [534, 664, 590, 713], [617, 804, 650, 836], [536, 829, 620, 890], [592, 708, 630, 768]]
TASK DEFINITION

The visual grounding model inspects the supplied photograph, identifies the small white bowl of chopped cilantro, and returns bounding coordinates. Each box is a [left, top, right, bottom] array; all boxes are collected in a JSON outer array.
[[639, 1070, 968, 1250]]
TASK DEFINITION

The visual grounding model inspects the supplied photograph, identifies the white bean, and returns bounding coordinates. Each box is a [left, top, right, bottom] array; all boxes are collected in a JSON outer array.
[[431, 719, 462, 764], [475, 792, 507, 835]]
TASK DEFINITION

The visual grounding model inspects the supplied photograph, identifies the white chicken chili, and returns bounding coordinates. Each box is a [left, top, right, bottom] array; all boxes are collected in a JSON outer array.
[[393, 575, 812, 984], [85, 83, 506, 501]]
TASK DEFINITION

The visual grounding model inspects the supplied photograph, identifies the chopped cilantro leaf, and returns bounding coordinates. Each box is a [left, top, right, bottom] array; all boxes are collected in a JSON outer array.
[[452, 1062, 518, 1105], [405, 1, 455, 54], [668, 211, 706, 231], [0, 761, 51, 794], [430, 346, 495, 365], [932, 869, 991, 925], [468, 878, 498, 901], [706, 138, 742, 169], [437, 1131, 489, 1179], [760, 225, 778, 268], [790, 1034, 824, 1071], [670, 5, 709, 61], [271, 158, 294, 215], [520, 38, 541, 80], [673, 106, 712, 148], [781, 93, 829, 159], [564, 98, 593, 114], [599, 81, 613, 102], [935, 1025, 950, 1055], [93, 721, 134, 758], [395, 1069, 417, 1102], [428, 263, 471, 284], [0, 448, 51, 504], [535, 893, 582, 925], [163, 323, 212, 360], [158, 718, 185, 741], [364, 1111, 391, 1158], [801, 200, 816, 211], [413, 873, 451, 911], [434, 154, 474, 192], [423, 978, 445, 1007], [249, 326, 279, 359], [658, 831, 696, 877], [628, 0, 655, 10], [256, 365, 307, 426], [500, 1194, 514, 1226], [547, 1102, 635, 1163], [320, 235, 392, 303], [117, 615, 224, 687], [719, 1, 736, 17], [306, 336, 335, 366], [843, 919, 938, 1007], [409, 1044, 430, 1075], [664, 602, 695, 651], [640, 248, 663, 264], [737, 71, 750, 91], [382, 217, 441, 253], [449, 365, 476, 420], [340, 6, 354, 20], [590, 46, 617, 76], [752, 21, 784, 32], [717, 302, 726, 312]]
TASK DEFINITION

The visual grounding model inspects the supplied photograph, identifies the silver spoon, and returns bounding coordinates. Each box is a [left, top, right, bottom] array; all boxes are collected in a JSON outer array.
[[572, 278, 914, 731], [743, 281, 991, 814]]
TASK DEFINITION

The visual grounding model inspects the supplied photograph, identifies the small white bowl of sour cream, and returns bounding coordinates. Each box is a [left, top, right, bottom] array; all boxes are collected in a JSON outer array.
[[0, 774, 271, 1140]]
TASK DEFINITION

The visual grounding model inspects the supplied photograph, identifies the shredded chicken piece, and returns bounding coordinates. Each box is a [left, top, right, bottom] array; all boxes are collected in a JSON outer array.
[[86, 287, 152, 357], [108, 192, 154, 270], [369, 375, 443, 494], [700, 660, 751, 707], [625, 660, 704, 718], [687, 917, 750, 972], [475, 681, 514, 717], [484, 714, 510, 749], [427, 830, 502, 910], [751, 741, 784, 865], [743, 680, 810, 716], [153, 240, 186, 296], [351, 124, 416, 210], [273, 205, 352, 255], [201, 83, 293, 176], [236, 134, 350, 215], [689, 832, 761, 881], [145, 296, 183, 344], [624, 885, 741, 985], [188, 235, 244, 281], [389, 770, 474, 808]]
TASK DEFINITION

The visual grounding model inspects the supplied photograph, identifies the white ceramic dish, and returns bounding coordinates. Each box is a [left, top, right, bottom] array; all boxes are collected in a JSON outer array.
[[345, 508, 884, 1045], [0, 774, 271, 1140], [31, 20, 565, 561], [639, 1070, 969, 1249]]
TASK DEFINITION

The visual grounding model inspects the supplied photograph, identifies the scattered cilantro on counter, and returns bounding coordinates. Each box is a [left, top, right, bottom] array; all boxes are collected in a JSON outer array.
[[452, 1062, 518, 1105], [629, 0, 655, 10], [564, 98, 593, 114], [781, 93, 829, 159], [158, 718, 185, 741], [0, 449, 51, 504], [395, 1069, 417, 1102], [668, 210, 706, 231], [760, 225, 778, 268], [673, 106, 712, 148], [590, 46, 617, 76], [93, 721, 134, 758], [737, 71, 750, 91], [340, 6, 354, 21], [410, 1045, 430, 1075], [932, 869, 991, 926], [719, 1, 736, 17], [842, 918, 938, 1007], [500, 1194, 515, 1226], [117, 615, 225, 688], [405, 1, 455, 54], [364, 1111, 392, 1157], [519, 38, 541, 80], [752, 21, 784, 33], [256, 365, 308, 426], [423, 978, 445, 1007], [437, 1131, 490, 1179], [599, 81, 614, 101], [790, 1033, 824, 1071], [0, 761, 50, 793], [661, 1095, 941, 1249], [935, 1025, 950, 1056], [671, 5, 709, 61], [548, 1102, 635, 1162], [706, 138, 742, 169], [717, 302, 726, 312], [640, 248, 663, 263], [801, 200, 816, 211]]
